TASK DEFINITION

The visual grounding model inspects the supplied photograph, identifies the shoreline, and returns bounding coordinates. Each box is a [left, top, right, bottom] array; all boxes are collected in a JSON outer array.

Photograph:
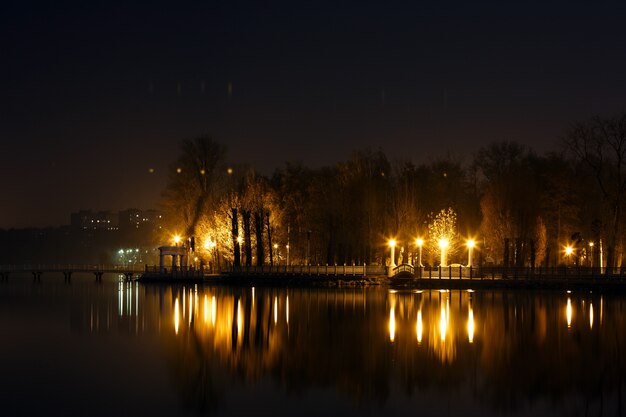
[[138, 273, 626, 292]]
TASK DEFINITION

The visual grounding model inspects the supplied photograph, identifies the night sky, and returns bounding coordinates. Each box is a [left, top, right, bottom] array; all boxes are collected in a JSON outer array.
[[2, 1, 626, 228]]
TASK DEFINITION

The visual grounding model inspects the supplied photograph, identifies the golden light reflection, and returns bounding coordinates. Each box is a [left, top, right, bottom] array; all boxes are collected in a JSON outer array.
[[189, 289, 193, 325], [600, 296, 603, 325], [211, 295, 216, 327], [589, 303, 594, 329], [566, 298, 572, 328], [416, 310, 423, 344], [204, 295, 208, 324], [237, 299, 243, 341], [468, 303, 475, 343], [174, 297, 180, 335], [286, 295, 289, 325], [274, 296, 278, 324], [389, 306, 396, 343], [439, 302, 447, 342]]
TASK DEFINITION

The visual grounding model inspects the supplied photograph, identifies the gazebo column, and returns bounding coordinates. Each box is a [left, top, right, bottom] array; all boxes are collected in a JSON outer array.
[[159, 252, 165, 274]]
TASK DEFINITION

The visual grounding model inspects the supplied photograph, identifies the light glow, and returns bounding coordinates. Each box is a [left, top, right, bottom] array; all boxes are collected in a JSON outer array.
[[468, 305, 475, 343], [416, 310, 423, 344], [566, 298, 572, 328], [174, 298, 180, 335], [389, 307, 396, 343]]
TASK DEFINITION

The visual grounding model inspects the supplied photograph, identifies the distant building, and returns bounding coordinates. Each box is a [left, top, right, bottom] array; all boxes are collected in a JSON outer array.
[[70, 210, 119, 231], [118, 208, 163, 232]]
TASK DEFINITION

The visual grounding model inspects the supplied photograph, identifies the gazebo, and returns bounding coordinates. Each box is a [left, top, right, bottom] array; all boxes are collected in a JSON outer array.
[[158, 245, 189, 274]]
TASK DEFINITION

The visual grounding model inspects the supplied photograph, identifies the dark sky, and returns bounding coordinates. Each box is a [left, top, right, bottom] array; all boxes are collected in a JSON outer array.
[[2, 1, 626, 228]]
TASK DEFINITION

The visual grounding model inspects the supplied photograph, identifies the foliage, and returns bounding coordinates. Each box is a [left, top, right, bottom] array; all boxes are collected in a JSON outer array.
[[428, 208, 458, 261]]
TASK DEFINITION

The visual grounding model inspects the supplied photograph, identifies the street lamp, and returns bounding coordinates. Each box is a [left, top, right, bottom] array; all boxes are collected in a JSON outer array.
[[415, 238, 424, 267], [173, 234, 181, 246], [466, 239, 475, 267], [588, 241, 594, 267], [286, 244, 290, 266], [438, 238, 449, 267], [565, 245, 573, 265], [274, 243, 279, 266], [389, 239, 397, 268]]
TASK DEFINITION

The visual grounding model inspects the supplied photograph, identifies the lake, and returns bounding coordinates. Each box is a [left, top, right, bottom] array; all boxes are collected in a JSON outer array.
[[1, 275, 624, 416]]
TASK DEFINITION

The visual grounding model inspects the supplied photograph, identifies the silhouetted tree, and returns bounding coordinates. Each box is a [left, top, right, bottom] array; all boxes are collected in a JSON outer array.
[[563, 113, 626, 269]]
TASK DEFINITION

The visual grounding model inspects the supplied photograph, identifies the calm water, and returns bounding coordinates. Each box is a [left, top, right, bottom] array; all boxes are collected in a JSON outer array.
[[1, 276, 624, 417]]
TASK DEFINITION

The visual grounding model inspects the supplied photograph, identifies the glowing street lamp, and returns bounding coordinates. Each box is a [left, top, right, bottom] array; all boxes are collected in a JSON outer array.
[[173, 234, 182, 246], [588, 241, 594, 267], [274, 243, 279, 266], [415, 238, 424, 267], [438, 238, 449, 267], [466, 239, 475, 267], [565, 245, 573, 265]]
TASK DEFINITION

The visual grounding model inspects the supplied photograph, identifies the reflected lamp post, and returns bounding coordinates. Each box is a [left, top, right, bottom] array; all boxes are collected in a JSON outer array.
[[415, 238, 424, 267], [466, 239, 475, 267], [438, 238, 449, 267]]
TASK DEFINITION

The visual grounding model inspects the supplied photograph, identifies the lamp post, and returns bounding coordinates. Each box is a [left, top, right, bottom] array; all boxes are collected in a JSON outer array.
[[274, 243, 279, 266], [286, 244, 290, 266], [173, 234, 181, 246], [588, 241, 594, 267], [466, 239, 475, 267], [389, 239, 397, 267], [439, 238, 449, 267], [415, 238, 424, 267], [388, 239, 396, 277]]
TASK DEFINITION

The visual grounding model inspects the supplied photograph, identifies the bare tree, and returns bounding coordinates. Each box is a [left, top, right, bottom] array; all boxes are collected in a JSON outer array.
[[563, 114, 626, 270], [162, 136, 227, 238]]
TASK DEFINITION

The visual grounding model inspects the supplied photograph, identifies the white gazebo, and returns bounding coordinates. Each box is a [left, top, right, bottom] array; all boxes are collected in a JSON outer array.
[[158, 245, 189, 274]]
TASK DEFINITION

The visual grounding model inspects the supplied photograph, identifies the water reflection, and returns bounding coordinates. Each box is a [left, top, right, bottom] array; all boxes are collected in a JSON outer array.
[[566, 297, 572, 328], [68, 285, 626, 415]]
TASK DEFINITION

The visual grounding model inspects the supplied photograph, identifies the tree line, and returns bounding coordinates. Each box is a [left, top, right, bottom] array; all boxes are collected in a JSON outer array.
[[161, 112, 626, 271]]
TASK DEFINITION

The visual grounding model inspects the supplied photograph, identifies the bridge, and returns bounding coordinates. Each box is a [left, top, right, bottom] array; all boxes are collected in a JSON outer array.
[[0, 264, 146, 282], [391, 263, 478, 279]]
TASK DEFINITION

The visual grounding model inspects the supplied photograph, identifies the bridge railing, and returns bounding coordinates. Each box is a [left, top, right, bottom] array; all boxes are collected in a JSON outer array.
[[0, 264, 146, 273], [231, 264, 385, 276], [408, 265, 626, 280]]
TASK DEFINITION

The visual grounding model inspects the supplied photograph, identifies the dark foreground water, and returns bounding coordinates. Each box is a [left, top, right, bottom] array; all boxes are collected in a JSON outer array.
[[1, 275, 624, 417]]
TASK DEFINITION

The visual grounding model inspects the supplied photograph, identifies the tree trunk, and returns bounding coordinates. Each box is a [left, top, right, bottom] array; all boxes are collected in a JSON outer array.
[[266, 212, 273, 266], [232, 208, 240, 268], [254, 211, 264, 266], [243, 210, 252, 267]]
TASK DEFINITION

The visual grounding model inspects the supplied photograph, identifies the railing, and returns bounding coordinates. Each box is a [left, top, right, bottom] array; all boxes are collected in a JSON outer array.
[[393, 264, 415, 276], [409, 265, 626, 281], [0, 264, 145, 273], [231, 264, 385, 276]]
